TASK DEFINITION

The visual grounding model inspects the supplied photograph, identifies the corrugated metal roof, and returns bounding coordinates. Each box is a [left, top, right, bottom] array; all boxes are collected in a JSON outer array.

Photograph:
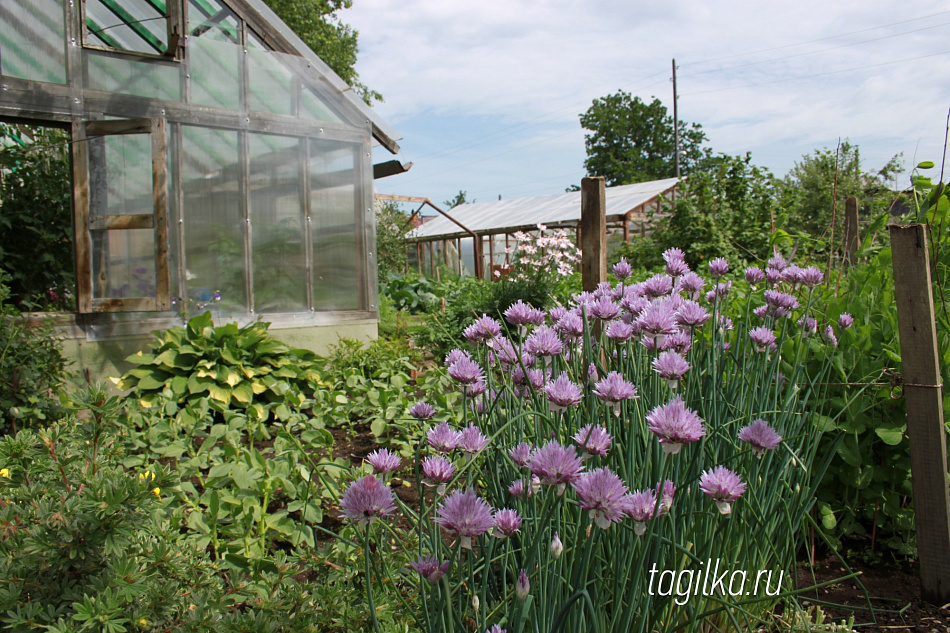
[[409, 178, 679, 240]]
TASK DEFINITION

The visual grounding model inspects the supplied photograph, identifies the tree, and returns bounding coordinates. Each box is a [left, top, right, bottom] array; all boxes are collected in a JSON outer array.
[[375, 200, 410, 276], [262, 0, 381, 104], [580, 91, 710, 186], [779, 141, 902, 242], [443, 190, 472, 209]]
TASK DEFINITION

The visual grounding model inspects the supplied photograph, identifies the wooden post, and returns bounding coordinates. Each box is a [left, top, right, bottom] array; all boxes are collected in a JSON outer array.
[[890, 223, 950, 605], [581, 176, 607, 292], [844, 196, 860, 264], [623, 215, 630, 244]]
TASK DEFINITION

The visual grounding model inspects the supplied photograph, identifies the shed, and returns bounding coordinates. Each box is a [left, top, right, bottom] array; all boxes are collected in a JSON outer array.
[[406, 178, 679, 279], [0, 0, 401, 379]]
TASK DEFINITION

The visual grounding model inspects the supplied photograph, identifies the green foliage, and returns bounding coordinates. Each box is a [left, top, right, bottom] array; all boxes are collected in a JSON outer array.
[[380, 271, 439, 314], [580, 91, 711, 185], [443, 190, 471, 209], [375, 201, 412, 277], [0, 271, 70, 434], [617, 153, 776, 270], [0, 124, 74, 311], [116, 312, 322, 421], [262, 0, 381, 104]]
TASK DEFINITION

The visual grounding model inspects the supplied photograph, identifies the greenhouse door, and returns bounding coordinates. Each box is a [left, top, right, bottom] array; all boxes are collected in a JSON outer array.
[[72, 118, 170, 313]]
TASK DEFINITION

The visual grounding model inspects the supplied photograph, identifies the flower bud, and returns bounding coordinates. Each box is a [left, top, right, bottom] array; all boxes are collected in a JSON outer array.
[[472, 594, 480, 611], [515, 569, 530, 601], [549, 532, 563, 560]]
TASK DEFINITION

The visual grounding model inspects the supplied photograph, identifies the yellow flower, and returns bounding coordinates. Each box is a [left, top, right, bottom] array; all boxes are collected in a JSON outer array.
[[0, 468, 9, 478], [138, 618, 147, 627], [152, 487, 161, 498], [138, 470, 155, 481]]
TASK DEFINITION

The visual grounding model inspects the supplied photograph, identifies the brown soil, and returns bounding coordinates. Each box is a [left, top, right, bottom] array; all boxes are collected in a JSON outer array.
[[796, 552, 950, 632]]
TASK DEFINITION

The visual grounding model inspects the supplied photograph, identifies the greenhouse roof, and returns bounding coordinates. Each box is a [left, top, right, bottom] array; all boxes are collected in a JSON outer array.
[[408, 178, 679, 241]]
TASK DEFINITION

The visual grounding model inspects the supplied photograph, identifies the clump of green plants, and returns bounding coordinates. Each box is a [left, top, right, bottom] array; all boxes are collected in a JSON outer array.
[[0, 270, 69, 434], [116, 311, 323, 422]]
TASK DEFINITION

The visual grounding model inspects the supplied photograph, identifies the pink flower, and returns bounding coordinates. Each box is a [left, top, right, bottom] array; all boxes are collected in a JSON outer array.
[[700, 466, 746, 514], [646, 397, 705, 454], [738, 419, 782, 457], [340, 475, 397, 527], [435, 488, 495, 549], [571, 467, 631, 529]]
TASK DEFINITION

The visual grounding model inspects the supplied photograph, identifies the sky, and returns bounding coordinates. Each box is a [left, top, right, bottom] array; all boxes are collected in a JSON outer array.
[[343, 1, 950, 213]]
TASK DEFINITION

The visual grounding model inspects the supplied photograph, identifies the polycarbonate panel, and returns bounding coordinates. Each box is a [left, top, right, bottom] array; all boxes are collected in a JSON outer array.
[[86, 0, 167, 55], [189, 37, 241, 111], [0, 0, 67, 84], [300, 86, 342, 124], [85, 50, 181, 101], [187, 0, 241, 43], [249, 133, 307, 313], [88, 133, 153, 217], [247, 47, 294, 116], [310, 139, 359, 310], [181, 126, 247, 316], [91, 228, 156, 299]]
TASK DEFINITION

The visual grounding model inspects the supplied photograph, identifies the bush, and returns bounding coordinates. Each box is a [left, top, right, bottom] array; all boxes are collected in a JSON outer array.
[[0, 270, 69, 434]]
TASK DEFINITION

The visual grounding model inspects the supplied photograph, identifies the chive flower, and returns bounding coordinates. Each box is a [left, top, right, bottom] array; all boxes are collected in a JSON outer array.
[[799, 266, 824, 287], [422, 455, 456, 493], [459, 424, 489, 456], [823, 325, 838, 347], [508, 476, 539, 498], [613, 257, 633, 281], [529, 441, 584, 493], [525, 325, 564, 357], [366, 448, 401, 474], [504, 300, 545, 328], [675, 300, 710, 327], [435, 488, 496, 549], [573, 424, 612, 458], [554, 313, 584, 340], [625, 489, 658, 535], [427, 421, 461, 453], [409, 401, 436, 420], [550, 532, 563, 559], [699, 466, 747, 515], [745, 266, 765, 285], [494, 508, 523, 538], [652, 350, 690, 389], [508, 442, 534, 467], [339, 475, 397, 527], [642, 273, 674, 299], [448, 357, 485, 385], [571, 467, 631, 529], [708, 257, 729, 278], [593, 371, 638, 416], [544, 372, 582, 411], [646, 397, 705, 454], [444, 348, 472, 366], [656, 480, 676, 515], [463, 314, 502, 344], [410, 555, 450, 585], [605, 320, 635, 342], [590, 295, 621, 320], [738, 419, 782, 457], [515, 569, 530, 601], [838, 313, 854, 329], [748, 326, 777, 352]]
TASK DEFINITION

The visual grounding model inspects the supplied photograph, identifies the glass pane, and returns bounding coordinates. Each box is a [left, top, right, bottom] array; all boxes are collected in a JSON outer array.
[[247, 47, 294, 116], [85, 50, 181, 101], [91, 228, 156, 299], [89, 134, 153, 216], [310, 139, 359, 310], [86, 0, 167, 55], [249, 133, 307, 313], [0, 0, 67, 84], [181, 126, 246, 316]]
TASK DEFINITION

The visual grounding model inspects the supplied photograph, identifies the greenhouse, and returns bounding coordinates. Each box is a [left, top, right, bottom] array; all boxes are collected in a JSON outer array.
[[0, 0, 402, 378], [406, 178, 679, 279]]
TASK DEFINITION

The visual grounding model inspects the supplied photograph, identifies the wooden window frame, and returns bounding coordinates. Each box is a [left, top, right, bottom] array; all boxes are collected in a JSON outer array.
[[72, 118, 171, 313], [80, 0, 185, 60]]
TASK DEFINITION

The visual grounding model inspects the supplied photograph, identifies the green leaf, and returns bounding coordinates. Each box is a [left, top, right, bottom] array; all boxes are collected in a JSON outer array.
[[231, 381, 254, 405], [370, 418, 387, 437], [875, 426, 904, 446], [917, 160, 935, 169]]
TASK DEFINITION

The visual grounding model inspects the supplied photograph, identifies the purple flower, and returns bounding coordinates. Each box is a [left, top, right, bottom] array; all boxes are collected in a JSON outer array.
[[494, 508, 523, 537], [652, 350, 690, 388], [411, 555, 450, 585], [544, 372, 582, 411], [620, 293, 650, 318], [525, 325, 564, 357], [459, 424, 489, 455], [589, 295, 621, 320], [605, 320, 635, 342], [708, 258, 729, 278], [339, 475, 397, 527], [554, 312, 584, 340], [448, 357, 485, 384], [593, 371, 638, 415], [573, 424, 612, 457], [798, 316, 817, 336], [508, 476, 539, 498], [488, 337, 519, 367], [445, 348, 472, 366], [637, 301, 678, 342], [642, 274, 674, 299], [613, 257, 633, 281], [516, 569, 530, 601], [765, 267, 784, 286], [767, 254, 788, 271], [366, 449, 401, 474], [463, 315, 502, 344], [646, 397, 705, 454], [656, 480, 676, 515], [699, 466, 747, 514], [749, 326, 777, 352], [529, 441, 584, 491], [571, 467, 631, 529], [509, 442, 534, 467], [409, 402, 436, 420], [548, 306, 568, 323], [422, 455, 456, 490], [666, 330, 692, 354], [745, 267, 765, 285], [764, 289, 799, 313], [677, 271, 705, 298], [782, 265, 803, 285], [752, 305, 768, 320], [663, 248, 689, 277], [738, 419, 783, 457], [488, 625, 508, 633], [427, 421, 462, 453], [625, 489, 657, 535], [676, 301, 710, 327], [504, 300, 546, 328], [838, 313, 854, 329], [663, 247, 686, 265], [799, 266, 824, 287], [435, 488, 496, 549], [823, 325, 838, 347]]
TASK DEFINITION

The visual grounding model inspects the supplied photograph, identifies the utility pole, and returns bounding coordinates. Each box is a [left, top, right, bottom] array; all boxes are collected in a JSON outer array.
[[672, 58, 680, 178]]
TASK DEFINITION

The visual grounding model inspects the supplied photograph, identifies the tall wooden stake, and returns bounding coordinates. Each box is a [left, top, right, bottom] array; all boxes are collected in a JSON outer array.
[[890, 223, 950, 605], [581, 176, 606, 292], [844, 196, 860, 265], [672, 58, 680, 178]]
